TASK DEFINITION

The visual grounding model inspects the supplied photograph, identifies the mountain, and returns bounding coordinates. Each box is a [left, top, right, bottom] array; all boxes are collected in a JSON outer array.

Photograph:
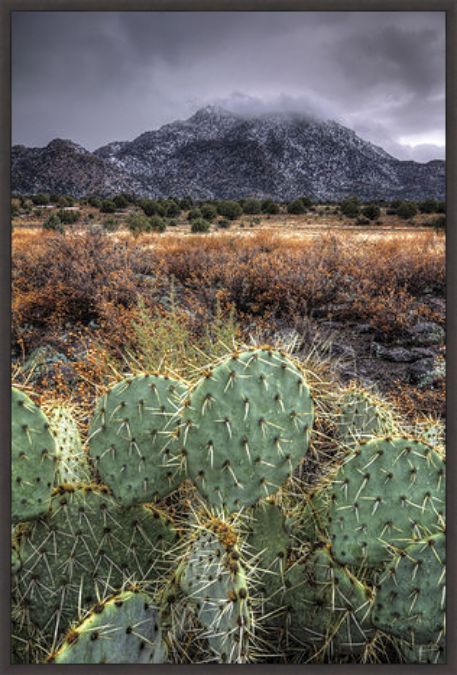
[[12, 107, 445, 201]]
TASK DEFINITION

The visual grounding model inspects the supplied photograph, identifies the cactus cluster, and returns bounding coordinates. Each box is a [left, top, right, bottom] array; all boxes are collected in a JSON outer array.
[[11, 346, 446, 664]]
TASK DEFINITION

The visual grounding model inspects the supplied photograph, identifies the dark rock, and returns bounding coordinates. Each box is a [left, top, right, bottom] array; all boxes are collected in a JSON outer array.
[[352, 323, 376, 334], [371, 343, 420, 362], [408, 358, 445, 387], [406, 322, 444, 346]]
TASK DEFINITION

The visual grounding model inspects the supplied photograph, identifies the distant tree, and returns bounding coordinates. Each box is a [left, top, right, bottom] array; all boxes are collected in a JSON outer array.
[[200, 203, 218, 221], [418, 199, 439, 214], [389, 199, 402, 211], [187, 208, 202, 221], [261, 199, 280, 214], [217, 200, 243, 220], [127, 213, 150, 235], [437, 201, 446, 214], [31, 193, 50, 206], [361, 204, 381, 221], [149, 215, 167, 232], [100, 199, 117, 214], [57, 209, 80, 224], [191, 218, 211, 233], [113, 194, 129, 209], [165, 200, 181, 218], [179, 196, 193, 210], [397, 202, 418, 220], [242, 198, 262, 215], [340, 197, 360, 218], [299, 196, 313, 209], [43, 213, 64, 232], [88, 196, 102, 208], [217, 218, 231, 229], [287, 199, 307, 215]]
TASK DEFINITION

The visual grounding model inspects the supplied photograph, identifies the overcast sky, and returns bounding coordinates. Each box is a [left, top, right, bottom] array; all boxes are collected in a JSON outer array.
[[12, 11, 445, 162]]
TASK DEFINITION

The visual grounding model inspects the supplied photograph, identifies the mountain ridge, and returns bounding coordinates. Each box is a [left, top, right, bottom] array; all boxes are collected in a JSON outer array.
[[12, 107, 445, 201]]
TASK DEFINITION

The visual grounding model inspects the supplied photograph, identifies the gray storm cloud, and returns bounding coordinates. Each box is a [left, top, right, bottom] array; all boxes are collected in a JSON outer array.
[[12, 11, 445, 162]]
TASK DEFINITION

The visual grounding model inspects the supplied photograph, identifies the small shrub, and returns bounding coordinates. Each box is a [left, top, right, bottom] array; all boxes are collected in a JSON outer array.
[[168, 219, 178, 227], [103, 217, 119, 232], [188, 207, 202, 221], [88, 196, 102, 208], [287, 199, 306, 215], [242, 198, 262, 215], [139, 199, 159, 217], [361, 204, 381, 221], [299, 196, 313, 209], [179, 196, 193, 210], [200, 204, 217, 221], [113, 194, 129, 210], [100, 200, 116, 214], [57, 209, 80, 224], [150, 215, 167, 232], [356, 216, 370, 226], [340, 197, 360, 218], [127, 213, 151, 235], [165, 200, 181, 218], [31, 193, 50, 206], [191, 218, 211, 233], [397, 202, 418, 220], [418, 199, 439, 214], [43, 213, 64, 232], [261, 199, 280, 214], [217, 218, 231, 229], [217, 200, 243, 220]]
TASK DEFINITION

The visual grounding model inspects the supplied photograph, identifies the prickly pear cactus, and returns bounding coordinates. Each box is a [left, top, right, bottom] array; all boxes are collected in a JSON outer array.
[[336, 389, 397, 446], [178, 521, 253, 663], [399, 640, 445, 664], [51, 590, 168, 664], [182, 348, 314, 511], [13, 485, 178, 645], [50, 406, 91, 485], [88, 374, 187, 506], [12, 388, 57, 523], [372, 532, 445, 645], [328, 437, 445, 565], [284, 545, 375, 659]]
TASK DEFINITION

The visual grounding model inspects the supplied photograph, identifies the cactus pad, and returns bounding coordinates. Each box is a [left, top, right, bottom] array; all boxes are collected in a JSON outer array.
[[372, 532, 445, 644], [12, 388, 57, 523], [52, 591, 167, 663], [14, 486, 178, 644], [178, 523, 253, 663], [328, 437, 445, 565], [335, 389, 397, 446], [50, 406, 91, 485], [182, 348, 314, 511], [88, 374, 187, 506]]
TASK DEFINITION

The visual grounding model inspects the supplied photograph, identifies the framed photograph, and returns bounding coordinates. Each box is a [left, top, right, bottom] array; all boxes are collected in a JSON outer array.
[[3, 1, 455, 671]]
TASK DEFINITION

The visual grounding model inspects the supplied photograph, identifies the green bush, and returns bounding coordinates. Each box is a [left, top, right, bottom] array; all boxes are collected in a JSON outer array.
[[56, 195, 74, 208], [57, 209, 80, 224], [340, 197, 360, 218], [428, 215, 446, 229], [164, 200, 181, 218], [88, 196, 102, 208], [261, 199, 280, 214], [217, 200, 243, 220], [31, 193, 50, 206], [127, 213, 151, 235], [418, 199, 439, 214], [103, 217, 119, 232], [43, 213, 64, 232], [139, 200, 159, 217], [356, 216, 370, 226], [188, 208, 202, 221], [242, 198, 261, 215], [200, 204, 217, 221], [100, 200, 117, 214], [149, 216, 167, 232], [191, 218, 211, 233], [168, 219, 178, 227], [299, 196, 313, 209], [437, 201, 446, 214], [179, 196, 193, 211], [397, 202, 418, 220], [361, 204, 381, 221], [217, 218, 231, 229], [113, 195, 129, 210], [287, 199, 307, 215]]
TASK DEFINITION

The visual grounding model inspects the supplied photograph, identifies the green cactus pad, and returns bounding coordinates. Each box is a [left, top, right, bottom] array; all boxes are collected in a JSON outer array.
[[12, 388, 57, 523], [328, 437, 445, 565], [247, 503, 290, 600], [178, 523, 253, 663], [88, 374, 187, 506], [336, 389, 397, 446], [50, 406, 91, 485], [399, 640, 445, 664], [182, 348, 314, 511], [14, 486, 178, 644], [52, 591, 167, 663], [372, 532, 445, 644], [284, 546, 375, 658]]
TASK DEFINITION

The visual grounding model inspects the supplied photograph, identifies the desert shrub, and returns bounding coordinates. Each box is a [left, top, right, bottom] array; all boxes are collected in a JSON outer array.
[[261, 199, 279, 214], [113, 194, 129, 210], [217, 200, 242, 220], [217, 218, 231, 229], [242, 198, 261, 214], [356, 216, 370, 226], [188, 207, 202, 221], [299, 197, 313, 209], [437, 201, 446, 214], [31, 193, 50, 206], [100, 200, 116, 214], [418, 199, 439, 214], [428, 215, 446, 229], [340, 197, 360, 218], [164, 200, 181, 218], [200, 204, 217, 221], [56, 195, 74, 208], [191, 218, 211, 233], [43, 213, 64, 232], [139, 199, 159, 217], [57, 209, 80, 224], [103, 217, 119, 232], [361, 204, 381, 221], [127, 213, 151, 235], [287, 199, 307, 215], [150, 215, 167, 232], [397, 202, 418, 220], [11, 198, 21, 217], [179, 196, 193, 210], [168, 219, 178, 227], [88, 196, 102, 208], [390, 199, 402, 210]]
